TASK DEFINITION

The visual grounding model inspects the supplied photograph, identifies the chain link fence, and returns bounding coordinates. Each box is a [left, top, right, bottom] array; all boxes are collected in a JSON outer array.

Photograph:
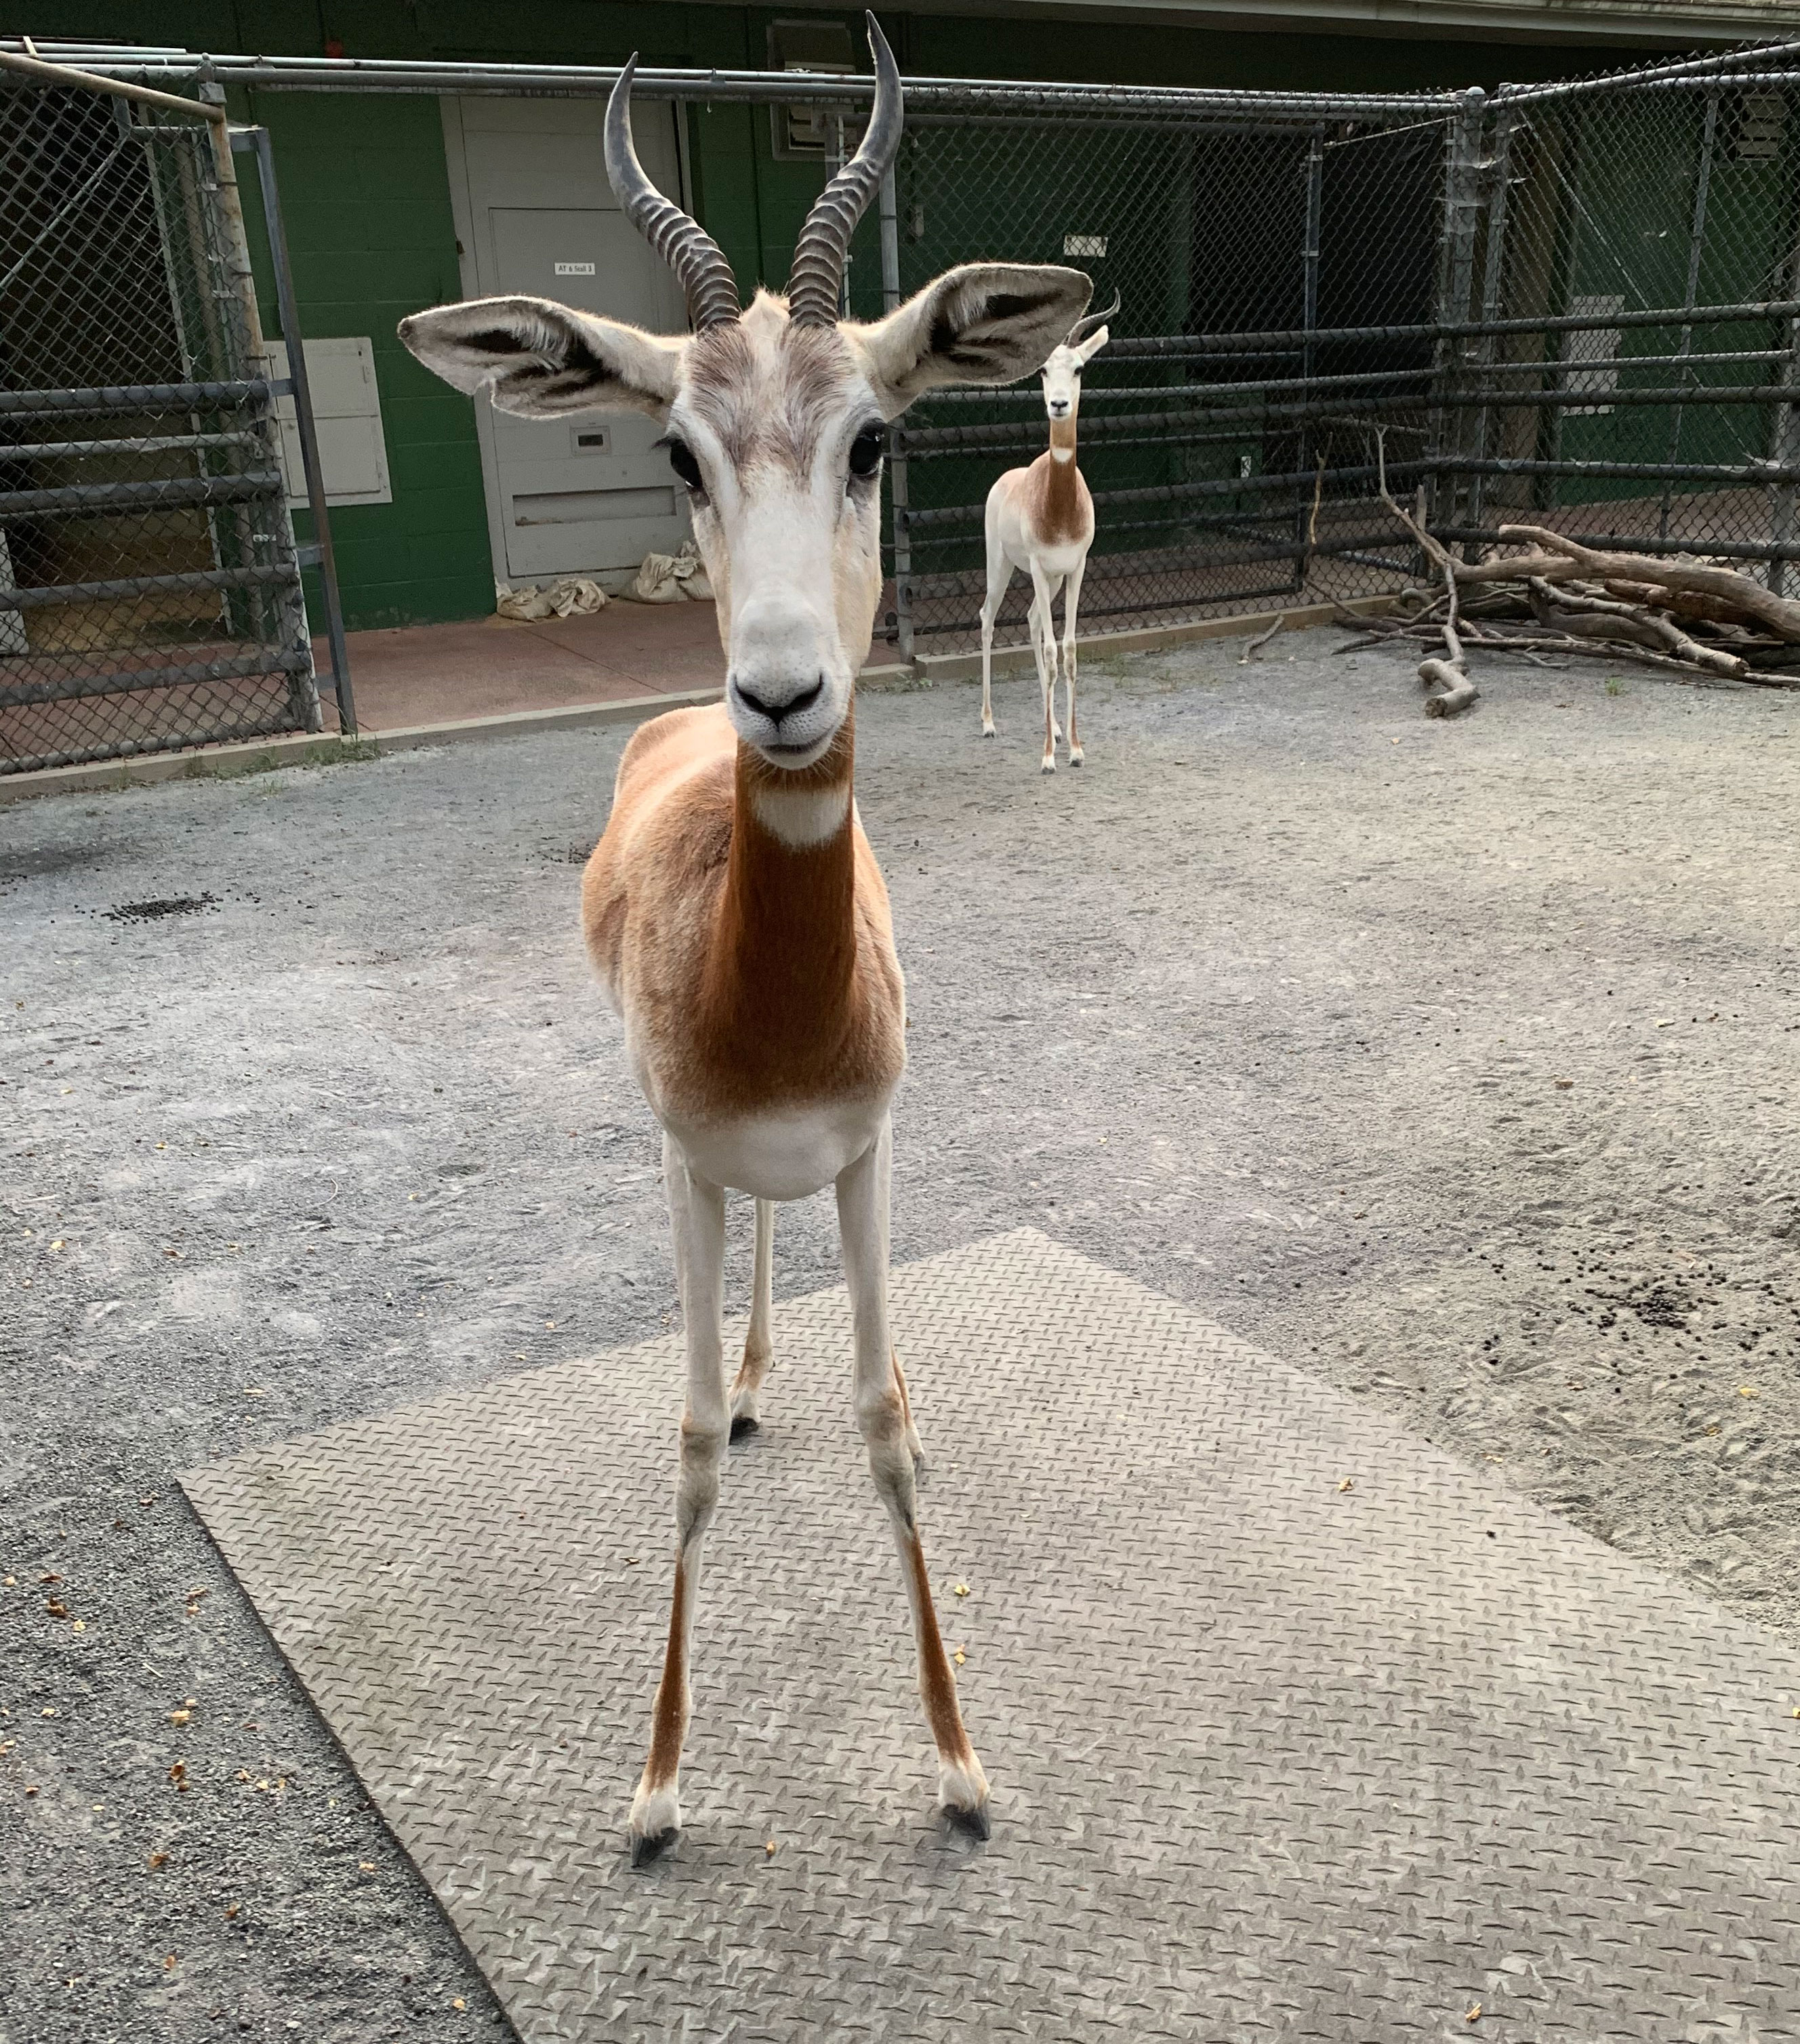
[[876, 89, 1459, 653], [0, 56, 345, 776], [859, 43, 1800, 655], [22, 39, 1800, 680]]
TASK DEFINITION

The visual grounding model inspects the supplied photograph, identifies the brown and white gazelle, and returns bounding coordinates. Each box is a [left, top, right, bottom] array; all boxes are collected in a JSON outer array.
[[399, 20, 1090, 1862], [978, 296, 1116, 771]]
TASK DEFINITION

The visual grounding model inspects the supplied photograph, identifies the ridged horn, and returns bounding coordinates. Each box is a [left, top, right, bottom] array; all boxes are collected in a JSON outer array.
[[1068, 290, 1121, 348], [605, 55, 741, 331], [785, 12, 903, 329]]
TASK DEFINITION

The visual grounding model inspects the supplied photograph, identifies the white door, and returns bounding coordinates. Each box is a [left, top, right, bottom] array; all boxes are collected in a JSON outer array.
[[445, 96, 693, 581]]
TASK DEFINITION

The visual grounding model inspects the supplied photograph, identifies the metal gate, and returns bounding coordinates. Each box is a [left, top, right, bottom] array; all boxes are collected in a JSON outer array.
[[0, 52, 350, 775], [30, 38, 1800, 668]]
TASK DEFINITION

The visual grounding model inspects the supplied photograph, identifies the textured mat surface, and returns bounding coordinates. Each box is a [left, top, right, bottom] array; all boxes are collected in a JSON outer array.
[[183, 1228, 1800, 2041]]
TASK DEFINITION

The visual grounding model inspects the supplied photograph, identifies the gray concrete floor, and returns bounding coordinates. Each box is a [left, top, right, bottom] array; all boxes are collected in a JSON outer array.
[[3, 627, 1799, 2041]]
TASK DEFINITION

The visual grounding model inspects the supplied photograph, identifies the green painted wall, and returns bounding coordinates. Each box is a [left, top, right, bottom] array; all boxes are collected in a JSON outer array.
[[234, 91, 493, 630], [29, 1, 1678, 629]]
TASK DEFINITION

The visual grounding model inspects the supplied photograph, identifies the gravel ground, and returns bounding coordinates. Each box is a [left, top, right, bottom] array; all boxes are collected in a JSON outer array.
[[4, 628, 1799, 2041]]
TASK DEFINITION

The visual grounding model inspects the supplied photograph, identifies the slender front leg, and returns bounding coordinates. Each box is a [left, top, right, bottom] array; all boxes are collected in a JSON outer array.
[[1029, 560, 1061, 771], [1062, 555, 1086, 765], [837, 1119, 989, 1835], [979, 527, 1010, 739], [729, 1197, 775, 1438], [630, 1134, 729, 1864]]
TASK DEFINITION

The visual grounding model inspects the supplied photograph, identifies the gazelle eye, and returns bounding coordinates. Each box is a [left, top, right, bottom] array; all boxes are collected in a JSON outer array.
[[847, 425, 884, 481], [665, 438, 703, 491]]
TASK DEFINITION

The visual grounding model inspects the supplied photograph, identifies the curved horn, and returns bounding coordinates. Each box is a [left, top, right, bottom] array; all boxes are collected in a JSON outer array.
[[1068, 289, 1121, 348], [786, 12, 903, 329], [605, 55, 741, 331]]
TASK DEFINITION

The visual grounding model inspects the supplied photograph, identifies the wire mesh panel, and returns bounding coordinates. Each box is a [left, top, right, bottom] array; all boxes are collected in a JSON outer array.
[[1449, 49, 1800, 594], [0, 76, 321, 774], [855, 51, 1800, 654], [875, 93, 1463, 652], [24, 42, 1800, 675]]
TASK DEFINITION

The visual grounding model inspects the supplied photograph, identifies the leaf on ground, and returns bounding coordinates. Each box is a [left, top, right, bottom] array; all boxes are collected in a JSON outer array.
[[148, 1850, 169, 1870], [1338, 1478, 1355, 1493]]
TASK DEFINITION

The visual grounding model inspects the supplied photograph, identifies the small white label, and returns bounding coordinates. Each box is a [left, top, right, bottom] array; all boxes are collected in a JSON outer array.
[[1063, 234, 1107, 258], [554, 262, 596, 277]]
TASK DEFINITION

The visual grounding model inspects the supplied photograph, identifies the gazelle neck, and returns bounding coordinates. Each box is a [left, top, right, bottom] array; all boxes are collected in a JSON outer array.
[[708, 710, 859, 1063], [1048, 413, 1078, 464]]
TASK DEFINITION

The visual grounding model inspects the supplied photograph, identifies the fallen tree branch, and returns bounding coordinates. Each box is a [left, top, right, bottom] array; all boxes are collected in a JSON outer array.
[[1496, 525, 1800, 642], [1372, 429, 1477, 716], [1523, 577, 1748, 678], [1240, 615, 1284, 663]]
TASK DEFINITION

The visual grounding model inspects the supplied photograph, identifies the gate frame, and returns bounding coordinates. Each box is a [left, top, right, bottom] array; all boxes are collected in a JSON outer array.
[[0, 43, 354, 768]]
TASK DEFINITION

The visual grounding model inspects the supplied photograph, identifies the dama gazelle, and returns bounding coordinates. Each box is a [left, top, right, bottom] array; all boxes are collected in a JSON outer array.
[[978, 297, 1116, 771], [398, 18, 1090, 1862]]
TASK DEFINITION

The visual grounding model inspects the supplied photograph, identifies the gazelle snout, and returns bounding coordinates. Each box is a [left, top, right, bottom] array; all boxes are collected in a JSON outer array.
[[726, 592, 849, 766]]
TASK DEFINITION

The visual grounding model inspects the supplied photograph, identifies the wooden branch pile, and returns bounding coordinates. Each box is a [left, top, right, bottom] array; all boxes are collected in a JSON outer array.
[[1343, 467, 1800, 716]]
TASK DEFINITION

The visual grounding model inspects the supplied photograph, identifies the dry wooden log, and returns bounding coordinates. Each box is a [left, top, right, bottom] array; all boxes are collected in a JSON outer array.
[[1492, 525, 1800, 642], [1522, 577, 1748, 678], [1460, 627, 1755, 687], [1420, 656, 1479, 716], [1600, 579, 1751, 629]]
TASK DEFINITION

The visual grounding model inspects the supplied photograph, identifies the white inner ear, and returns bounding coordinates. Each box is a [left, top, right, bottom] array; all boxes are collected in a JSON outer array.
[[1076, 326, 1111, 365]]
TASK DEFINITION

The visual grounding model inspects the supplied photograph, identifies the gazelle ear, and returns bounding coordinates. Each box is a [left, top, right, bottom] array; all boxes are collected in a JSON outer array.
[[851, 263, 1094, 416], [1074, 324, 1111, 365], [397, 295, 685, 421]]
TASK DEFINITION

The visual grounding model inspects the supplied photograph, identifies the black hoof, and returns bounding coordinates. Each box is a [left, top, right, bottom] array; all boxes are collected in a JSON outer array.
[[630, 1827, 678, 1868], [729, 1413, 760, 1442], [945, 1802, 991, 1843]]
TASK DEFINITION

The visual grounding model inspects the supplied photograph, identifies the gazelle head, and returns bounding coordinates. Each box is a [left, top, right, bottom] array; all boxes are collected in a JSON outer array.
[[399, 16, 1091, 772], [1039, 293, 1118, 429]]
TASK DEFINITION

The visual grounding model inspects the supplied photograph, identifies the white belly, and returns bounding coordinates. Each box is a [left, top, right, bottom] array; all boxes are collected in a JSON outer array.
[[666, 1097, 892, 1200]]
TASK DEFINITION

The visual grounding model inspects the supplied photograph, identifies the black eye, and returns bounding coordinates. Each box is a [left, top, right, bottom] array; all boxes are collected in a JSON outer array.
[[666, 438, 703, 491], [847, 426, 884, 481]]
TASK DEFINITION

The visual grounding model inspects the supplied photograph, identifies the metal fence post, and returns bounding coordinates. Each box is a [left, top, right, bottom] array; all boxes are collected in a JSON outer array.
[[878, 160, 913, 666], [1466, 107, 1514, 542], [237, 123, 356, 733], [1293, 127, 1324, 590], [1771, 219, 1800, 596], [1659, 86, 1719, 541], [1431, 87, 1487, 544]]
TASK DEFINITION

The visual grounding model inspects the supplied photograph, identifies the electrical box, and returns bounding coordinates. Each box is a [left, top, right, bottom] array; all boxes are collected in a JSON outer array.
[[260, 336, 392, 508]]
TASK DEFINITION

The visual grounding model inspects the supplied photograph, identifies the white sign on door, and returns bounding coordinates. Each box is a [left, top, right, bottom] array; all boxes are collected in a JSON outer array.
[[554, 262, 596, 275]]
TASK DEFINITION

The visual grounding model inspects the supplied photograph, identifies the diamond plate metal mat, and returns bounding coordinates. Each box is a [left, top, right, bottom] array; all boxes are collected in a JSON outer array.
[[182, 1227, 1800, 2041]]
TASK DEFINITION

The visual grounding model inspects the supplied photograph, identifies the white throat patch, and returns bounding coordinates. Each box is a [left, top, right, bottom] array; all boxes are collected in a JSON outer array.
[[750, 778, 851, 849]]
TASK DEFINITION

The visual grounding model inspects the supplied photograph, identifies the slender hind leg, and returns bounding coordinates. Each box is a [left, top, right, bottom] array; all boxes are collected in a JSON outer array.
[[838, 1120, 989, 1834], [1062, 555, 1087, 766], [979, 502, 1010, 737], [729, 1198, 775, 1438], [628, 1135, 729, 1864]]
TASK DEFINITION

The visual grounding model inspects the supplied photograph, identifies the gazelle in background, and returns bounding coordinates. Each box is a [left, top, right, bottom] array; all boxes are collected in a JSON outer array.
[[400, 17, 1090, 1863], [978, 295, 1117, 771]]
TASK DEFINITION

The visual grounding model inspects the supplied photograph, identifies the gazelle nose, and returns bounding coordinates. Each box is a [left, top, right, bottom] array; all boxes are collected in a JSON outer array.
[[734, 676, 823, 724], [1048, 400, 1070, 417]]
